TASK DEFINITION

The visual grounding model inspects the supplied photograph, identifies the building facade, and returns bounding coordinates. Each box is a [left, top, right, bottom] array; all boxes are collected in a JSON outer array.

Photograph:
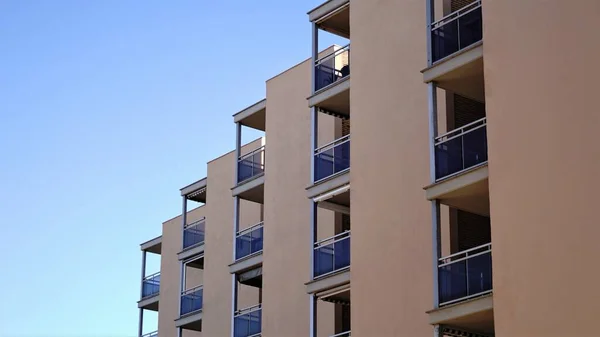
[[137, 0, 600, 336]]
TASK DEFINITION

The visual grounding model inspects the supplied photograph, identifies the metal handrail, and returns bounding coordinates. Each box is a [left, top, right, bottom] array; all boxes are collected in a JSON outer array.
[[181, 285, 203, 296], [330, 331, 351, 337], [316, 44, 351, 65], [431, 0, 481, 30], [435, 117, 486, 145], [438, 243, 491, 267], [141, 331, 158, 337], [143, 271, 160, 281], [184, 217, 206, 229], [315, 134, 350, 154], [235, 303, 262, 316], [315, 230, 350, 247], [239, 145, 265, 161], [237, 221, 264, 236]]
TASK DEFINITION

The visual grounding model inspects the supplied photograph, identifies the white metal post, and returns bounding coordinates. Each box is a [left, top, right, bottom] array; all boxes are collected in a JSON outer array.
[[428, 82, 441, 309], [235, 122, 242, 185], [426, 0, 435, 66], [309, 294, 317, 337]]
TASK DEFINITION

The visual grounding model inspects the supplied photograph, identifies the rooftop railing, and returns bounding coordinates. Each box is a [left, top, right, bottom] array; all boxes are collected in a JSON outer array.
[[434, 117, 487, 180], [438, 243, 492, 306], [431, 0, 482, 63], [315, 44, 350, 92]]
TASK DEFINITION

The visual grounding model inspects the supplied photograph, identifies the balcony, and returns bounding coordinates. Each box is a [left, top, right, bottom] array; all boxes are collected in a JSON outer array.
[[315, 135, 350, 182], [138, 272, 160, 311], [236, 222, 264, 260], [314, 231, 350, 278], [234, 304, 262, 337], [308, 0, 350, 38], [439, 243, 492, 306], [178, 218, 206, 262], [428, 243, 494, 335], [309, 46, 351, 115], [435, 117, 487, 181], [175, 285, 204, 331], [233, 145, 265, 203], [431, 1, 482, 63], [423, 1, 484, 101], [141, 331, 157, 337], [230, 222, 264, 274]]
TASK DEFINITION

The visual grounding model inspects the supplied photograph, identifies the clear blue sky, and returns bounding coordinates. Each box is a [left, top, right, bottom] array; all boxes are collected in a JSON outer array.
[[0, 1, 343, 336]]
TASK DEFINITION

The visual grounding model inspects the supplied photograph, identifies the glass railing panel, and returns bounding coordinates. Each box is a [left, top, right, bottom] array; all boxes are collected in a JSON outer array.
[[234, 305, 262, 337], [434, 117, 487, 180], [180, 286, 203, 316], [438, 243, 492, 305], [330, 332, 351, 337], [314, 135, 350, 182], [236, 222, 264, 260], [142, 272, 160, 298], [315, 45, 350, 91], [238, 146, 265, 183], [141, 331, 158, 337], [431, 1, 482, 62], [314, 231, 350, 278], [183, 219, 206, 249]]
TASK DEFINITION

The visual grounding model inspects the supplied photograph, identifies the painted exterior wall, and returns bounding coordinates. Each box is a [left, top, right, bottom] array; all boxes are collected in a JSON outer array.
[[262, 53, 336, 337], [202, 139, 263, 337], [483, 0, 600, 335], [349, 1, 432, 336], [158, 206, 205, 337]]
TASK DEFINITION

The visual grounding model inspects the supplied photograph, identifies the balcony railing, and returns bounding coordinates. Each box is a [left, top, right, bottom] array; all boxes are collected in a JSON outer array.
[[234, 304, 262, 337], [236, 222, 264, 260], [314, 135, 350, 182], [434, 117, 487, 180], [180, 285, 203, 316], [438, 243, 492, 306], [315, 44, 350, 92], [238, 146, 265, 183], [183, 218, 206, 250], [142, 272, 160, 298], [141, 331, 158, 337], [431, 0, 482, 63], [314, 231, 350, 278], [330, 332, 351, 337]]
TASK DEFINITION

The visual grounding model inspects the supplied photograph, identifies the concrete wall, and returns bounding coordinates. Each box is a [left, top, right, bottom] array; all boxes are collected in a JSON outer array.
[[349, 1, 432, 336], [483, 0, 600, 336], [201, 139, 263, 337], [158, 206, 205, 337], [262, 55, 336, 336]]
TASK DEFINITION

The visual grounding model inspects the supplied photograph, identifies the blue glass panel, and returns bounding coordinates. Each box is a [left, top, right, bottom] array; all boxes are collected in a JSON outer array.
[[431, 7, 482, 62], [234, 309, 262, 337], [314, 139, 350, 182], [142, 274, 160, 298], [238, 150, 264, 183], [183, 221, 205, 249], [314, 235, 350, 277], [439, 251, 492, 304], [236, 226, 264, 260], [435, 125, 487, 179], [315, 49, 350, 91], [180, 288, 203, 316]]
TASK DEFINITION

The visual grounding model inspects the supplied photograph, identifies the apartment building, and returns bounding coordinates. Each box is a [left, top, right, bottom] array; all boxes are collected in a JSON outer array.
[[137, 0, 600, 336]]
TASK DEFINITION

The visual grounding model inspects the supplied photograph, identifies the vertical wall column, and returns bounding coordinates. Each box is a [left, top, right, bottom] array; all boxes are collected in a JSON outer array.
[[235, 122, 242, 185], [138, 250, 147, 337], [177, 196, 188, 337], [309, 21, 319, 337]]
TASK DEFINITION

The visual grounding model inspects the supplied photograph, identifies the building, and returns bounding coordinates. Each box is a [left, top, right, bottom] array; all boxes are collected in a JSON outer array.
[[136, 0, 600, 336]]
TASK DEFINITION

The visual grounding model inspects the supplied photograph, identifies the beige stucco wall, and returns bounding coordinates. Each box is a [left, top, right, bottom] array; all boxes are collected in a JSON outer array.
[[262, 53, 336, 336], [201, 139, 263, 337], [350, 0, 432, 336], [483, 1, 600, 336], [158, 206, 205, 337]]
